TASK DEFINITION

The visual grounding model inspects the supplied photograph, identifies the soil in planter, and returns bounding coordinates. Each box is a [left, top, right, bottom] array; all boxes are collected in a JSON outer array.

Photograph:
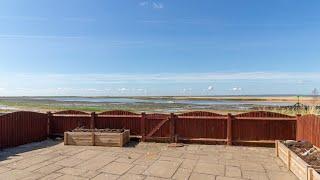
[[283, 140, 320, 167], [72, 127, 125, 133]]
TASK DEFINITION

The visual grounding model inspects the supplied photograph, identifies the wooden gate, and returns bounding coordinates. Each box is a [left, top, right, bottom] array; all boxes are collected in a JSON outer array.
[[143, 114, 172, 142]]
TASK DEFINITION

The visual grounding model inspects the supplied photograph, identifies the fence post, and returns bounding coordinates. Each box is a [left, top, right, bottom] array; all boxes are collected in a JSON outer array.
[[227, 113, 233, 145], [90, 112, 96, 129], [47, 111, 52, 137], [296, 114, 301, 141], [170, 113, 176, 143], [141, 112, 146, 142]]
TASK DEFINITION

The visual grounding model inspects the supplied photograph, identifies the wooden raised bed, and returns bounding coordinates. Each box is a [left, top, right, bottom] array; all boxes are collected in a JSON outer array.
[[64, 129, 130, 147], [276, 141, 320, 180], [309, 168, 320, 180]]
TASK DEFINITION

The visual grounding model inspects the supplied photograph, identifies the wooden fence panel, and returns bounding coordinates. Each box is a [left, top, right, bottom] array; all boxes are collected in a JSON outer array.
[[0, 111, 47, 149], [1, 110, 310, 149], [297, 114, 320, 147], [176, 112, 227, 140], [95, 116, 141, 135], [95, 111, 141, 135], [50, 115, 90, 135], [50, 110, 90, 135], [233, 111, 296, 143]]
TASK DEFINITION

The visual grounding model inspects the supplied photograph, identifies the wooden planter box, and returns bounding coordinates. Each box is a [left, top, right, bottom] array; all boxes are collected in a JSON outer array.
[[309, 168, 320, 180], [64, 130, 130, 147], [275, 141, 320, 180]]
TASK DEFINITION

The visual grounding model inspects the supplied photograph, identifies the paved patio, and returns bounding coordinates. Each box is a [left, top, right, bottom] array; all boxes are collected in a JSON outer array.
[[0, 140, 297, 180]]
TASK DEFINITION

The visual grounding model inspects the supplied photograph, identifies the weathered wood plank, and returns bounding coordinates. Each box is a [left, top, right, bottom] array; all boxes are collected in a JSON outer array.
[[64, 130, 130, 147]]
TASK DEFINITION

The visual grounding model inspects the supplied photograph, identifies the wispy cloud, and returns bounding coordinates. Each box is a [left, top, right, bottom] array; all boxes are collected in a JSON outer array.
[[2, 72, 320, 84], [139, 1, 149, 6], [63, 17, 96, 22], [1, 72, 319, 96], [139, 1, 164, 9], [152, 2, 164, 9], [107, 40, 145, 48]]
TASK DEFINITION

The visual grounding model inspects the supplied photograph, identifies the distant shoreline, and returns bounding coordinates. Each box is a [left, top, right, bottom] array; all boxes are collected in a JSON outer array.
[[0, 95, 319, 114], [0, 95, 317, 103]]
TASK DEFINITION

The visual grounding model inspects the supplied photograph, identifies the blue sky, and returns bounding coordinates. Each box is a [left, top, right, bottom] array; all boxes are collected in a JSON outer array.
[[0, 0, 320, 96]]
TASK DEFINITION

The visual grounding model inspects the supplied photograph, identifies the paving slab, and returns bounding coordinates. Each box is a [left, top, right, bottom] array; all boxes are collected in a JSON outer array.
[[144, 176, 170, 180], [172, 168, 192, 180], [128, 165, 149, 175], [34, 164, 63, 175], [55, 174, 87, 180], [189, 172, 215, 180], [99, 162, 133, 175], [39, 173, 63, 180], [143, 160, 181, 178], [180, 159, 197, 170], [193, 162, 225, 176], [21, 173, 46, 180], [0, 166, 12, 173], [268, 171, 299, 180], [0, 169, 34, 180], [216, 176, 245, 180], [119, 173, 146, 180], [80, 170, 100, 178], [72, 150, 102, 160], [0, 140, 298, 180], [54, 157, 83, 167], [75, 155, 115, 171], [91, 173, 119, 180], [6, 156, 52, 170], [240, 162, 265, 172], [24, 161, 54, 172], [242, 170, 269, 180], [226, 166, 242, 178], [57, 167, 86, 176]]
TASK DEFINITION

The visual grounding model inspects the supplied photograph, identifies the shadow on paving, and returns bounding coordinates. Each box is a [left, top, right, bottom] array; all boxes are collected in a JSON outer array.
[[0, 139, 62, 162], [123, 140, 140, 148], [0, 137, 140, 162]]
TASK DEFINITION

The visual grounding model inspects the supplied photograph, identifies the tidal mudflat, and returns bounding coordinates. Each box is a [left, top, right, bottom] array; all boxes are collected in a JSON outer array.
[[0, 96, 296, 114]]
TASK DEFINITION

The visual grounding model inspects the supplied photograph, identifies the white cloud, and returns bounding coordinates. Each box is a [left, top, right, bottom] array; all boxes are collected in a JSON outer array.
[[139, 1, 163, 9], [118, 88, 128, 92], [1, 72, 320, 96], [87, 88, 102, 92], [152, 2, 164, 9], [139, 1, 149, 6], [232, 87, 242, 91]]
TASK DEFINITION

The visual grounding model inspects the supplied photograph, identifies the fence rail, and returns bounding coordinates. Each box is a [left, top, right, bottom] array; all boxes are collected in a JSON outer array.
[[1, 110, 307, 149]]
